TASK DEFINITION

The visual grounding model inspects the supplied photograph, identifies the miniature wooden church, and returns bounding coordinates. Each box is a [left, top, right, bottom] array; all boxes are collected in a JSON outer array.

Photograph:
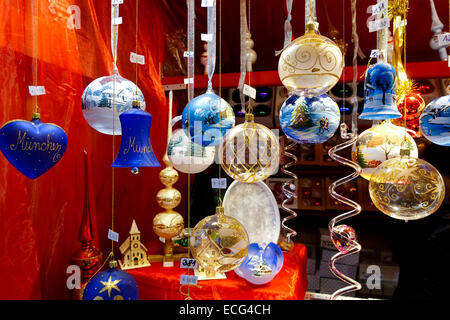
[[119, 220, 151, 270]]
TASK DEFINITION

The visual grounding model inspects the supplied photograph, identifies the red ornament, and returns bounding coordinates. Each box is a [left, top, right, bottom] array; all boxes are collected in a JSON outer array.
[[71, 151, 102, 299], [392, 93, 425, 138], [415, 80, 434, 95]]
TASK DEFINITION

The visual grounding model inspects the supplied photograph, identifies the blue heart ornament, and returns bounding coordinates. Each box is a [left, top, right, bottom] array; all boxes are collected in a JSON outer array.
[[0, 116, 68, 179]]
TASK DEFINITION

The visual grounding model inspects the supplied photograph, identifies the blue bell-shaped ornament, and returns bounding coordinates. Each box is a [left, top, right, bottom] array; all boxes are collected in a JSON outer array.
[[359, 63, 402, 120], [112, 101, 160, 173]]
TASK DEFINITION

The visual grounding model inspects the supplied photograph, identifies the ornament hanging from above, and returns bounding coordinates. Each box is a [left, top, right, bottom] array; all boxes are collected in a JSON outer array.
[[278, 21, 344, 97], [223, 180, 280, 245], [182, 90, 235, 147], [235, 242, 284, 285], [219, 113, 280, 184], [419, 95, 450, 147], [0, 113, 68, 179], [167, 128, 215, 174], [359, 63, 402, 120], [111, 100, 160, 173], [190, 206, 249, 275], [352, 121, 418, 180], [81, 74, 146, 135], [392, 92, 426, 138], [369, 155, 445, 221], [279, 94, 340, 144], [82, 260, 138, 300]]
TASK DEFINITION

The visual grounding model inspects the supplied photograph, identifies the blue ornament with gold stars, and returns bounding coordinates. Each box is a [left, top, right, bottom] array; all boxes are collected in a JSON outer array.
[[83, 260, 138, 300]]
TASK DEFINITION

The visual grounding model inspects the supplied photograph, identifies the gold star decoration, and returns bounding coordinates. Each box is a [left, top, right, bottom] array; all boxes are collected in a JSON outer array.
[[99, 276, 121, 298]]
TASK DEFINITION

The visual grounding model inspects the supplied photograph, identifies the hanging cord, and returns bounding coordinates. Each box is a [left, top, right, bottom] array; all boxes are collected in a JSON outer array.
[[327, 0, 362, 300], [135, 0, 139, 97], [32, 0, 40, 115], [247, 0, 252, 114], [218, 0, 223, 206]]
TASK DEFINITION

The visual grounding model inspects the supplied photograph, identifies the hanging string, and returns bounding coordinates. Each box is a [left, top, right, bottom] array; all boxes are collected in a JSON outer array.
[[218, 0, 223, 206], [247, 0, 253, 115], [327, 0, 363, 299], [135, 0, 139, 97], [275, 0, 293, 56], [32, 0, 40, 115], [206, 0, 217, 92], [111, 1, 120, 75], [238, 0, 248, 113]]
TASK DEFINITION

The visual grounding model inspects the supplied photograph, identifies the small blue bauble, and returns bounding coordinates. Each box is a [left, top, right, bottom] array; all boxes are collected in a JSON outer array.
[[235, 242, 284, 285], [0, 115, 68, 179], [359, 63, 401, 120], [420, 95, 450, 146], [182, 91, 235, 147], [82, 266, 138, 300], [279, 94, 340, 144]]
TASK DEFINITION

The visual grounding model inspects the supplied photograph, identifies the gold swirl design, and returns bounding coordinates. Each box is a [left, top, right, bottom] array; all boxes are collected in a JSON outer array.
[[319, 45, 340, 72], [293, 44, 317, 70]]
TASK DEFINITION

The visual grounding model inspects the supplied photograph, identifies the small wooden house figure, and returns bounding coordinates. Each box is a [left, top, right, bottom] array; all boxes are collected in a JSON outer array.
[[119, 220, 151, 270]]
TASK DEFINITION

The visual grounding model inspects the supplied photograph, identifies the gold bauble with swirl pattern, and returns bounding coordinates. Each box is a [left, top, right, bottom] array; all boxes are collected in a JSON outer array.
[[156, 188, 181, 210], [369, 156, 445, 221], [278, 22, 344, 97], [153, 212, 184, 239]]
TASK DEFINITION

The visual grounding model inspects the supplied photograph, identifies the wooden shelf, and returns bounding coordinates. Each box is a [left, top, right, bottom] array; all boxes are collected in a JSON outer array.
[[162, 61, 450, 90]]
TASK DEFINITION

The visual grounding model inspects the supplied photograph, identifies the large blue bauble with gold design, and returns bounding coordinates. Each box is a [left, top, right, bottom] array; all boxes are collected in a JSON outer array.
[[182, 91, 235, 147], [0, 114, 67, 179], [82, 266, 138, 300], [235, 242, 284, 285], [279, 94, 340, 144]]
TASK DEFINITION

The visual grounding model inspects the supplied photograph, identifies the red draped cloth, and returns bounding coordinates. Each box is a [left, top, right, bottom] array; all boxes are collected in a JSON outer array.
[[128, 242, 308, 300]]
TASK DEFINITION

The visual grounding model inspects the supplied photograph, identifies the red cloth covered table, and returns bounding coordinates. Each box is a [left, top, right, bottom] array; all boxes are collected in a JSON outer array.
[[127, 243, 308, 300]]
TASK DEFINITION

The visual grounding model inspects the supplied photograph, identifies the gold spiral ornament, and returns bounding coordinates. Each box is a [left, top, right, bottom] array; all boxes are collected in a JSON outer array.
[[278, 22, 344, 97]]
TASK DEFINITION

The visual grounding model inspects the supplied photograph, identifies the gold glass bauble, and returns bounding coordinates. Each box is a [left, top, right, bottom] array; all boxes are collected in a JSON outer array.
[[156, 188, 182, 210], [153, 212, 184, 239], [369, 156, 445, 221], [278, 22, 344, 97], [190, 207, 249, 273], [352, 121, 418, 180], [159, 166, 179, 187], [218, 115, 280, 184]]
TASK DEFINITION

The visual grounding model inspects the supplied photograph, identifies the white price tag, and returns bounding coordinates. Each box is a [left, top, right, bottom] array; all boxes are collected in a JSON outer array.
[[201, 33, 213, 42], [211, 178, 227, 189], [130, 52, 145, 65], [350, 96, 358, 104], [201, 0, 214, 7], [243, 84, 256, 99], [108, 229, 119, 242], [394, 19, 407, 28], [163, 261, 174, 267], [183, 51, 194, 58], [112, 0, 124, 4], [438, 33, 450, 47], [180, 258, 197, 269], [371, 0, 387, 15], [370, 49, 385, 58], [28, 86, 46, 96], [448, 56, 450, 68], [369, 18, 389, 32], [180, 275, 198, 285], [184, 78, 194, 84], [113, 17, 122, 25]]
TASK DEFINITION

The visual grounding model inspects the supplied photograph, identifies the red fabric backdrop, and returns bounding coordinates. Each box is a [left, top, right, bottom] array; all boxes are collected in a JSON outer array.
[[0, 0, 176, 299]]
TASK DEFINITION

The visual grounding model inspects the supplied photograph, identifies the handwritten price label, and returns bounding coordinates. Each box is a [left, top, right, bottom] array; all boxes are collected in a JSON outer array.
[[201, 0, 214, 7], [130, 52, 145, 65], [180, 258, 197, 269], [184, 78, 194, 84], [183, 51, 194, 58], [112, 17, 122, 25], [201, 33, 213, 42], [211, 178, 227, 189], [370, 49, 385, 58], [28, 86, 46, 96], [438, 33, 450, 47], [180, 275, 198, 285], [368, 17, 389, 32], [108, 229, 119, 242], [243, 84, 256, 100], [371, 0, 387, 15], [112, 0, 124, 5]]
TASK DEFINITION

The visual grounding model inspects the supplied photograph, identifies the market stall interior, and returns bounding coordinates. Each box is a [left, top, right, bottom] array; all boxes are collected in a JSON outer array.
[[0, 0, 449, 300]]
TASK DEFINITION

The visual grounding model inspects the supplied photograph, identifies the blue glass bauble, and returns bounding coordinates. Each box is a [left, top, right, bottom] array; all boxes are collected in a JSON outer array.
[[82, 266, 138, 300], [182, 91, 235, 147], [420, 95, 450, 146], [359, 63, 401, 120], [279, 94, 340, 144], [0, 115, 68, 179], [235, 242, 284, 285], [82, 74, 146, 135]]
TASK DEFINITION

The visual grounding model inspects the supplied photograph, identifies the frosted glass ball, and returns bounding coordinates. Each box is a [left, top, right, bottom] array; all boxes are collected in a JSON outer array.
[[190, 209, 249, 273], [420, 95, 450, 146], [167, 129, 215, 174], [81, 74, 145, 135], [182, 91, 235, 147], [278, 23, 344, 97], [235, 242, 284, 285], [219, 118, 280, 184], [279, 94, 340, 144], [369, 157, 445, 221], [353, 121, 418, 180]]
